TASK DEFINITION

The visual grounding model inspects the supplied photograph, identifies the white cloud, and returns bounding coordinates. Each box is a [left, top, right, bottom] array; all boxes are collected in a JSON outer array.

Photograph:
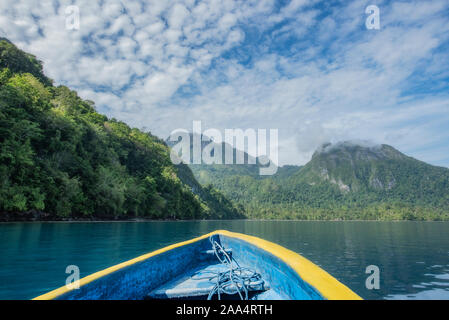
[[168, 4, 189, 29], [1, 0, 449, 167]]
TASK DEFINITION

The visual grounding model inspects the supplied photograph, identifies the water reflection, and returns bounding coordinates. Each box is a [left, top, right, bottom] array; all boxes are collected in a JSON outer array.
[[386, 263, 449, 300]]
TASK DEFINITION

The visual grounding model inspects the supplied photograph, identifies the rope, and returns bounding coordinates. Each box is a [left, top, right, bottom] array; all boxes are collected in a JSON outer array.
[[194, 236, 264, 300]]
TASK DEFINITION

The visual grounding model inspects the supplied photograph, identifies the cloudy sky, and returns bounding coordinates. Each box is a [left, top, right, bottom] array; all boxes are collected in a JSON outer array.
[[1, 0, 449, 166]]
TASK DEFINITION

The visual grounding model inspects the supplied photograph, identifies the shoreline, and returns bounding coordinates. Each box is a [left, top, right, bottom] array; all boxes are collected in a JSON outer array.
[[1, 210, 447, 223], [1, 217, 447, 223]]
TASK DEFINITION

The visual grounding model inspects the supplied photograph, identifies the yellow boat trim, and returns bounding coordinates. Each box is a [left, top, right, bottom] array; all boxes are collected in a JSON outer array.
[[33, 230, 362, 300], [216, 230, 362, 300]]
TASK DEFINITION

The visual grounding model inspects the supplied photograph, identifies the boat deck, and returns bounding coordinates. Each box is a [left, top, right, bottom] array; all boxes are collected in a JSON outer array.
[[147, 263, 287, 300]]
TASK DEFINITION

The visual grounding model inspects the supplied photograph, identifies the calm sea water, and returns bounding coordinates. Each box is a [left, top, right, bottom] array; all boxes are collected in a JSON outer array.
[[0, 221, 448, 300]]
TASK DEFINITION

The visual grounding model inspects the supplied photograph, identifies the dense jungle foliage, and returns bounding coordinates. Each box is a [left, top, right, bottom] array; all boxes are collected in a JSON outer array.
[[0, 39, 243, 220]]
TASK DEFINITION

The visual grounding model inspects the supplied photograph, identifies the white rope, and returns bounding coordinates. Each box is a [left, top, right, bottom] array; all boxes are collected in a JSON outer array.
[[196, 236, 264, 300]]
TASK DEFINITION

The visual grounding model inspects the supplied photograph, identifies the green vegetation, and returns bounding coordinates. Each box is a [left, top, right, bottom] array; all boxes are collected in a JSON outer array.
[[190, 142, 449, 221], [0, 39, 243, 220]]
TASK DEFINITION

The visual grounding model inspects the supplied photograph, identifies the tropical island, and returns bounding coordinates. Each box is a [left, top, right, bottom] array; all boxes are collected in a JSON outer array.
[[1, 38, 448, 221]]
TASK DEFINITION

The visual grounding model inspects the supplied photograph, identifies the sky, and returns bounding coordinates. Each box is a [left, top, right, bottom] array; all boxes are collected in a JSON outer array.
[[1, 0, 449, 167]]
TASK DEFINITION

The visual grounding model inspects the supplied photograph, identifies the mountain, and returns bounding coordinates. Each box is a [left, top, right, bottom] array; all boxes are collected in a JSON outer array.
[[297, 141, 449, 196], [167, 133, 296, 181], [0, 39, 243, 220], [185, 140, 449, 220]]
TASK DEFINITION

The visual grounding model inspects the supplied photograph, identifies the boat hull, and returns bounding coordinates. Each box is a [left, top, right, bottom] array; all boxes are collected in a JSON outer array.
[[33, 230, 361, 300]]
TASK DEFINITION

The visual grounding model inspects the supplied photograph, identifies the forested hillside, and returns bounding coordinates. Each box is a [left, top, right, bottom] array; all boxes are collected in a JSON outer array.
[[189, 141, 449, 221], [0, 39, 243, 220]]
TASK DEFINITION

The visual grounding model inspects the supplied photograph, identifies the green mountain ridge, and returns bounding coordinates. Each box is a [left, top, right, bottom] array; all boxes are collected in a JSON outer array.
[[187, 139, 449, 220], [297, 142, 415, 191], [167, 133, 295, 180], [0, 39, 243, 220]]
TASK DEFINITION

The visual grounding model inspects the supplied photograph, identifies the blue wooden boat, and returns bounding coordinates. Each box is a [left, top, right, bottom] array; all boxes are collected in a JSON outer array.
[[34, 230, 362, 300]]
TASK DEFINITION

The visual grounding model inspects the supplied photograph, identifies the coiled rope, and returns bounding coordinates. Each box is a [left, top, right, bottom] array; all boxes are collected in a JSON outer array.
[[194, 236, 264, 300]]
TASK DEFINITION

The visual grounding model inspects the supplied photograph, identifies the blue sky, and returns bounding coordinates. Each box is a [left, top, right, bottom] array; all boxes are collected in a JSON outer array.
[[1, 0, 449, 166]]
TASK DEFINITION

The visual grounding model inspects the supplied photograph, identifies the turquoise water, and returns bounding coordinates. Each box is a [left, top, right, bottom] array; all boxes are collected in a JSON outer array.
[[0, 221, 448, 300]]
